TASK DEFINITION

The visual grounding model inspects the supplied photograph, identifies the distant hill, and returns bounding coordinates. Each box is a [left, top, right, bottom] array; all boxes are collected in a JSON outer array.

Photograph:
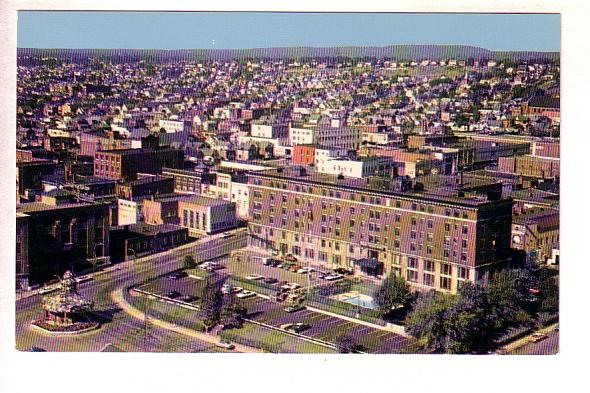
[[17, 45, 559, 64]]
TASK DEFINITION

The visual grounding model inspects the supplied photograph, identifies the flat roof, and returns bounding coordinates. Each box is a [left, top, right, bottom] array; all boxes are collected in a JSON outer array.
[[248, 167, 503, 207], [178, 195, 233, 207], [16, 201, 107, 214]]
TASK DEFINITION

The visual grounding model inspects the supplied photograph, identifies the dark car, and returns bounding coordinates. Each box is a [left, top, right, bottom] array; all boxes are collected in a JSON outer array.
[[165, 290, 181, 299], [263, 277, 279, 284], [284, 305, 305, 313], [168, 272, 188, 279], [28, 346, 47, 352], [180, 295, 198, 303]]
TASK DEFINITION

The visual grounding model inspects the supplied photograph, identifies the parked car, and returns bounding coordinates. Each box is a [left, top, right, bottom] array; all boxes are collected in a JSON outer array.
[[28, 346, 47, 352], [280, 323, 310, 333], [236, 290, 256, 299], [215, 339, 235, 350], [297, 267, 314, 274], [324, 274, 344, 281], [263, 277, 279, 284], [245, 274, 264, 280], [165, 291, 181, 299], [284, 254, 298, 263], [529, 333, 548, 343], [231, 286, 243, 294], [180, 295, 198, 303], [284, 305, 305, 313], [288, 265, 302, 272], [280, 282, 301, 291], [168, 271, 188, 279], [75, 276, 93, 284], [39, 286, 58, 295], [221, 233, 234, 239]]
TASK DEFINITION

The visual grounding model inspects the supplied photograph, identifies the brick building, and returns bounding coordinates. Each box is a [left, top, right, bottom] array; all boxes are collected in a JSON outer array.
[[93, 147, 184, 181], [247, 168, 513, 293], [16, 200, 110, 286]]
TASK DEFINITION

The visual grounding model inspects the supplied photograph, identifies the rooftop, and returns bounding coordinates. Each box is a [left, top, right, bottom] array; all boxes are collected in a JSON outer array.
[[16, 201, 107, 214], [178, 195, 233, 207], [248, 167, 504, 207]]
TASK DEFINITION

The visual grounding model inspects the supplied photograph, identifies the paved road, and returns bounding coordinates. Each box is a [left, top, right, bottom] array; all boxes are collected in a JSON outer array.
[[15, 232, 247, 352], [510, 330, 559, 355]]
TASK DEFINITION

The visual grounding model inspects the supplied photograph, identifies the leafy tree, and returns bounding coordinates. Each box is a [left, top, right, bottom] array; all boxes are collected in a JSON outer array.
[[335, 334, 358, 354], [405, 290, 456, 353], [538, 267, 559, 314], [220, 294, 247, 330], [200, 276, 224, 330], [184, 255, 197, 269], [373, 273, 412, 318], [485, 269, 535, 330]]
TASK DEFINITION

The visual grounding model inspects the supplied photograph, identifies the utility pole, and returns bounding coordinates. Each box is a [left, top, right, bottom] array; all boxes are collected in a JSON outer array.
[[143, 296, 150, 351]]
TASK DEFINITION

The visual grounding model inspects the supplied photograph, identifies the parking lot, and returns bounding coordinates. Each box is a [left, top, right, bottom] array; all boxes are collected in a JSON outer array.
[[239, 296, 410, 354], [133, 253, 412, 353]]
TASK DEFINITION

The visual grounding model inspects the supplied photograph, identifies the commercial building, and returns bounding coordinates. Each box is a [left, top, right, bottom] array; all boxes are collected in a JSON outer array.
[[162, 166, 215, 195], [178, 195, 237, 236], [316, 156, 393, 179], [292, 145, 316, 166], [511, 208, 559, 264], [16, 200, 110, 286], [247, 168, 513, 293], [93, 147, 184, 181], [109, 223, 189, 262]]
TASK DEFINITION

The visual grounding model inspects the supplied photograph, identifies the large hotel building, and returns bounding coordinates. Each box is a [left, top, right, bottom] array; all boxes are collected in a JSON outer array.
[[247, 167, 513, 293]]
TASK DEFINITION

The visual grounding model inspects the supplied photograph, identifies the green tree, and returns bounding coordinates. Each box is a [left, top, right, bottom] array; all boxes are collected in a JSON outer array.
[[373, 273, 412, 318], [538, 267, 559, 314], [200, 276, 224, 330], [184, 255, 197, 269], [405, 290, 456, 353], [486, 269, 535, 330], [335, 334, 358, 354]]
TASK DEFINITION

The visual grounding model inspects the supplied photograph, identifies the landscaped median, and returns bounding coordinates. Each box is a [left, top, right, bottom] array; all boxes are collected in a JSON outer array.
[[220, 321, 336, 354], [112, 288, 263, 353]]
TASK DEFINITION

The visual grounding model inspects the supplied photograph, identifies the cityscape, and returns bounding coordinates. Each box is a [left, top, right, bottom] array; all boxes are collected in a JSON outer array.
[[14, 12, 560, 356]]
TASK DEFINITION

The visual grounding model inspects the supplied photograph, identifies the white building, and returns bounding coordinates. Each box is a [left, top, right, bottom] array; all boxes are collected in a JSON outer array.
[[158, 119, 185, 133], [317, 156, 393, 179]]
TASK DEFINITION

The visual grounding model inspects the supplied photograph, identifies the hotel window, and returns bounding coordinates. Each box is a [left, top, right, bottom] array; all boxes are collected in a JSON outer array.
[[441, 263, 452, 276], [461, 252, 468, 262], [182, 210, 188, 226], [426, 246, 433, 255], [369, 211, 374, 219], [395, 200, 401, 208], [411, 217, 417, 226], [462, 225, 469, 235], [282, 195, 287, 203], [335, 242, 340, 251], [350, 219, 355, 227], [440, 276, 452, 290], [335, 217, 341, 225], [462, 212, 469, 219], [349, 244, 354, 253], [375, 211, 380, 219], [444, 249, 450, 258], [349, 231, 355, 240], [395, 227, 400, 236], [411, 203, 417, 211], [427, 219, 434, 229], [427, 233, 434, 242], [319, 252, 327, 262], [349, 207, 355, 214], [410, 243, 416, 252], [281, 218, 287, 226], [335, 229, 341, 236], [189, 211, 194, 228], [395, 214, 401, 223], [408, 257, 418, 269], [394, 240, 400, 249], [445, 209, 451, 216], [462, 239, 468, 248], [458, 267, 469, 280], [423, 273, 435, 287], [407, 269, 418, 283], [411, 230, 417, 239], [424, 260, 435, 272], [445, 223, 451, 232]]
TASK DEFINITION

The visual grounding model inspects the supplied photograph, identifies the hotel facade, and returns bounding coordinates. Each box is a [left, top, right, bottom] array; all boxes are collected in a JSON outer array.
[[246, 168, 513, 293]]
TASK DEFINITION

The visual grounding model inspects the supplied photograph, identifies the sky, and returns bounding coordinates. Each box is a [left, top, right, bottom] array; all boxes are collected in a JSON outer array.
[[17, 12, 560, 51]]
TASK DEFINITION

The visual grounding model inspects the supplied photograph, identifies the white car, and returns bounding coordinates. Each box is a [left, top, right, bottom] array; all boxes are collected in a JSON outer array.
[[236, 290, 256, 299], [281, 282, 301, 291], [297, 267, 314, 274], [324, 274, 344, 281], [39, 286, 58, 295], [245, 274, 264, 280]]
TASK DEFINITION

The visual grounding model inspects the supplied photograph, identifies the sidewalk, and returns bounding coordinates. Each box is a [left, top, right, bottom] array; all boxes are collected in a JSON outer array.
[[111, 288, 263, 353]]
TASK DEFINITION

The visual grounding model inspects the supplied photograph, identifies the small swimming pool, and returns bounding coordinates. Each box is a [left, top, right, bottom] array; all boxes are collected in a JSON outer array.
[[331, 292, 376, 309]]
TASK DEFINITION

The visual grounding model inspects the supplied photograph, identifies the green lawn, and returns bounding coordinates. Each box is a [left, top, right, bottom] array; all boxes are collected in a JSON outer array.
[[220, 322, 335, 354]]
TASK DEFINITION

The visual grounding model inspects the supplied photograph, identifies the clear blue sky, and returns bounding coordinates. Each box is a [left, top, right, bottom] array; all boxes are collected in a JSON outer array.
[[17, 12, 560, 51]]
